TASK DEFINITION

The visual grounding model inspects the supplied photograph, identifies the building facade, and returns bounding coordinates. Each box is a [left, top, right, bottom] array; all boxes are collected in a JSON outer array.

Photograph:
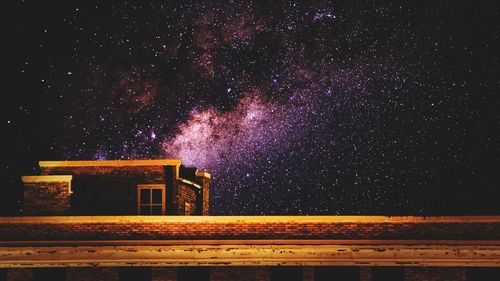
[[0, 159, 499, 281], [21, 160, 210, 216]]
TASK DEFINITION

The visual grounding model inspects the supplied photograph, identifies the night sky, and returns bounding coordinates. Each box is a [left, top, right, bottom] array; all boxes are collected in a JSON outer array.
[[3, 0, 500, 215]]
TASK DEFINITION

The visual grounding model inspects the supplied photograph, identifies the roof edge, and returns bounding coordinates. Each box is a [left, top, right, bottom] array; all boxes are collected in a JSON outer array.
[[21, 175, 73, 183], [1, 216, 499, 224], [179, 178, 202, 189], [39, 159, 182, 168], [196, 170, 211, 179]]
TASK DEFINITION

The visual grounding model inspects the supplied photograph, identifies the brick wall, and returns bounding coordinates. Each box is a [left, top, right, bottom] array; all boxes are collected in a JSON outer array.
[[36, 165, 207, 216], [303, 267, 314, 281], [23, 180, 71, 216], [197, 176, 210, 215], [152, 267, 177, 281], [6, 269, 32, 281], [41, 166, 167, 215], [176, 184, 197, 215], [359, 267, 372, 281], [0, 266, 478, 281], [41, 166, 165, 182], [404, 267, 466, 281], [0, 216, 498, 241], [66, 267, 118, 281], [210, 267, 270, 281]]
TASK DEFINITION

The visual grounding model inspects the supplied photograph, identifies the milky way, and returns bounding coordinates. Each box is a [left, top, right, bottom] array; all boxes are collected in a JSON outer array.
[[162, 93, 292, 168], [4, 1, 500, 215]]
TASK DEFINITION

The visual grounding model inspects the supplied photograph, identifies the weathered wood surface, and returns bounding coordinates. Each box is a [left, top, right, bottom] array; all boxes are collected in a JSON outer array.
[[1, 241, 499, 267]]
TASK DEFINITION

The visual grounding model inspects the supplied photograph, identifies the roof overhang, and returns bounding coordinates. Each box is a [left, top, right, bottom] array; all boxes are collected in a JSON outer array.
[[21, 175, 73, 183], [39, 159, 182, 168]]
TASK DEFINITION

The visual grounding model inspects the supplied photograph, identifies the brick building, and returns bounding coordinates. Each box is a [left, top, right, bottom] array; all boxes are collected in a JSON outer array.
[[20, 160, 210, 216], [0, 159, 499, 280]]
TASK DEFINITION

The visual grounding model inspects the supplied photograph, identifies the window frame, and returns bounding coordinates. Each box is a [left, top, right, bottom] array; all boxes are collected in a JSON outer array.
[[137, 184, 166, 215]]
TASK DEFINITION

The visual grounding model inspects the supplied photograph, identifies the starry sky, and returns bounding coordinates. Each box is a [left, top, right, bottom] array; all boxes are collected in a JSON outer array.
[[3, 0, 500, 215]]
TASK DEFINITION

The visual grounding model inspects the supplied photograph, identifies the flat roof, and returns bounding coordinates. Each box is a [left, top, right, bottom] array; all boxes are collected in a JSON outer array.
[[39, 159, 182, 168]]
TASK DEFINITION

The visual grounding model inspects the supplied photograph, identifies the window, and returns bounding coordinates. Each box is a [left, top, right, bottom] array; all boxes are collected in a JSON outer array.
[[137, 184, 166, 215], [315, 267, 359, 281]]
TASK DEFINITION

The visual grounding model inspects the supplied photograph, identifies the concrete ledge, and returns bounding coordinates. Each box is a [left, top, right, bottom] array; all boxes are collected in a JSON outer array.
[[21, 176, 73, 183], [196, 170, 211, 179], [178, 179, 202, 189], [39, 159, 181, 167], [21, 176, 73, 194], [1, 243, 498, 267]]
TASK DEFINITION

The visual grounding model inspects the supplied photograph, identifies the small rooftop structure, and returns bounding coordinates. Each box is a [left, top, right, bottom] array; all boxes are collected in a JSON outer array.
[[21, 159, 210, 216]]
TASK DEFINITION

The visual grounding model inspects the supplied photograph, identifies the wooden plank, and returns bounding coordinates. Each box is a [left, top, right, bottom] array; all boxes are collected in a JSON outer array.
[[38, 159, 181, 167], [1, 244, 498, 268]]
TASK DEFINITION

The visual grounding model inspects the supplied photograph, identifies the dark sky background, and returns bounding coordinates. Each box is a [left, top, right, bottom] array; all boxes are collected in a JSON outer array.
[[2, 0, 499, 215]]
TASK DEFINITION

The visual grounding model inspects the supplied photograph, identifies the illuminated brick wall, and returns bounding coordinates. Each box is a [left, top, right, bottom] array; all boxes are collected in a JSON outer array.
[[0, 216, 498, 241], [1, 216, 497, 280], [197, 174, 210, 215], [176, 183, 198, 215], [23, 163, 209, 216], [34, 165, 169, 215], [21, 176, 72, 216], [40, 165, 166, 182]]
